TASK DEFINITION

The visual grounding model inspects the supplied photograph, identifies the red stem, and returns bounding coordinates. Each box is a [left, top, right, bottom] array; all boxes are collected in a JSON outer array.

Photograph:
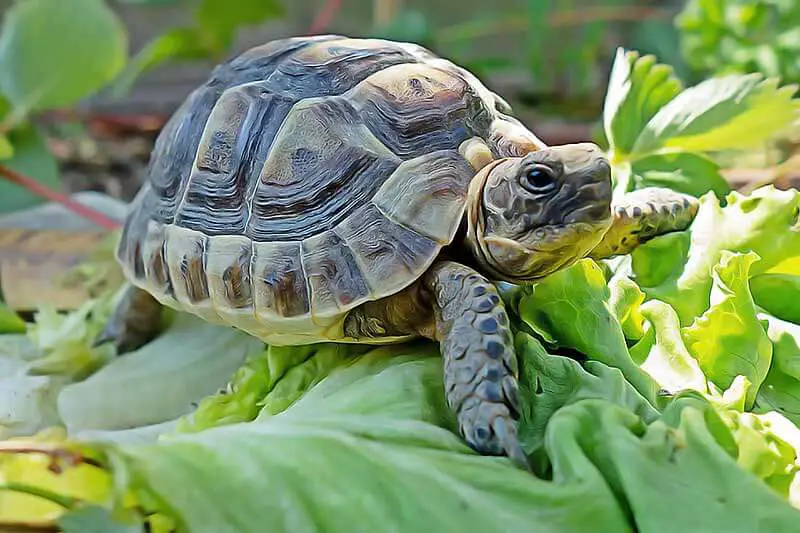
[[307, 0, 343, 34], [0, 164, 122, 230]]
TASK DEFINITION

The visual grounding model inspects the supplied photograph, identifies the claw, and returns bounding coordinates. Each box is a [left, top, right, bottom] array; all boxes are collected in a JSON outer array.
[[492, 416, 531, 472]]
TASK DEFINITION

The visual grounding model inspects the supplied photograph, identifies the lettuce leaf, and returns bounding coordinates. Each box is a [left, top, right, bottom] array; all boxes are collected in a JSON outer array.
[[682, 251, 772, 408], [750, 273, 800, 324], [628, 299, 709, 395], [547, 399, 800, 532], [754, 313, 800, 426], [630, 186, 800, 325], [56, 314, 264, 435], [516, 259, 660, 406], [629, 151, 730, 199]]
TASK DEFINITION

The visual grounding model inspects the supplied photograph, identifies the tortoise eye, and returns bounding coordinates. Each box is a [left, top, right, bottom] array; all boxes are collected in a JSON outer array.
[[521, 165, 557, 193]]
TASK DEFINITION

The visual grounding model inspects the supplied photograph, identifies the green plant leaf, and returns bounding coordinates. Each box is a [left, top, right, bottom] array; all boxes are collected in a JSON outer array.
[[629, 299, 709, 395], [608, 272, 647, 341], [515, 259, 660, 406], [25, 298, 116, 382], [195, 0, 284, 53], [602, 48, 683, 158], [0, 125, 61, 213], [631, 186, 800, 325], [750, 273, 800, 324], [57, 313, 264, 435], [178, 343, 366, 433], [58, 505, 144, 533], [0, 335, 63, 439], [630, 151, 731, 198], [115, 345, 634, 533], [754, 313, 800, 426], [0, 0, 128, 112], [722, 410, 800, 496], [110, 27, 209, 98], [682, 251, 772, 408], [0, 300, 27, 334], [516, 332, 659, 465], [0, 135, 12, 159], [545, 400, 800, 532], [677, 0, 800, 84], [632, 74, 800, 156]]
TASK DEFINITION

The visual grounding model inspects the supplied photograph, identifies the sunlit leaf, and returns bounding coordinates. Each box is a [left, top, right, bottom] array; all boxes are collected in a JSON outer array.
[[628, 299, 709, 395], [631, 186, 800, 325], [603, 48, 683, 158], [0, 300, 26, 333], [0, 135, 12, 160], [632, 75, 800, 155], [682, 251, 772, 408]]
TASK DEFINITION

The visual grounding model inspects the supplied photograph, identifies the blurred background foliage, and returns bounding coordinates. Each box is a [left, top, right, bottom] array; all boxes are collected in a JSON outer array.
[[0, 0, 798, 214]]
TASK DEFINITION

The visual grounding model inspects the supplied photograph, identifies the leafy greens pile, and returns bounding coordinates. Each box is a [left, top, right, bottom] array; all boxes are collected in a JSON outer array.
[[2, 49, 800, 532]]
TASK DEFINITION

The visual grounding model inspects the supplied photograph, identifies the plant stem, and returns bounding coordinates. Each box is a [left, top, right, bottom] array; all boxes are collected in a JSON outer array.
[[0, 522, 59, 532], [0, 482, 80, 509], [307, 0, 343, 34], [0, 164, 121, 230]]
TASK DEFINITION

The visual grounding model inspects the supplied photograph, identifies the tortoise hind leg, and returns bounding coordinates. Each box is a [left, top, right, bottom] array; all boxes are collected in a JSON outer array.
[[424, 260, 529, 470], [589, 187, 700, 260], [94, 284, 164, 354]]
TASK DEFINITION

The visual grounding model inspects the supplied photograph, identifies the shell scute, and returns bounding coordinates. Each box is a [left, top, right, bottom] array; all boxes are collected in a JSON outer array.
[[147, 36, 337, 226], [349, 62, 493, 159], [337, 202, 439, 296], [301, 229, 371, 318], [140, 220, 171, 297], [372, 150, 474, 243], [205, 236, 253, 310], [245, 96, 401, 242], [252, 240, 310, 320], [263, 38, 417, 99], [174, 83, 298, 236]]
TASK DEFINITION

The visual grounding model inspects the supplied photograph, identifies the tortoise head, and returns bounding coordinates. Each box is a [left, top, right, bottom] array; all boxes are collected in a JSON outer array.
[[465, 142, 613, 282]]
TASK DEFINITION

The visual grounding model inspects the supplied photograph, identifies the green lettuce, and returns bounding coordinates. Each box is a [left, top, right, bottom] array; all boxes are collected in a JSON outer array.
[[628, 186, 800, 324]]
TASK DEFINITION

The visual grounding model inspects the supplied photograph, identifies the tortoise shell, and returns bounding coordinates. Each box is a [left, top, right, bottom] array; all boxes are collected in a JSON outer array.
[[116, 35, 543, 344]]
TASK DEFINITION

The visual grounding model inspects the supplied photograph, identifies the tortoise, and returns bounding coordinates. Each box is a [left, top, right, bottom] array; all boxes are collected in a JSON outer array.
[[97, 35, 699, 468]]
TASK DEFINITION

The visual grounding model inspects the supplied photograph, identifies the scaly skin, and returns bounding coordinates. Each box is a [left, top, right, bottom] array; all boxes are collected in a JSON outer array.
[[590, 187, 700, 260], [95, 284, 164, 354], [424, 260, 528, 469]]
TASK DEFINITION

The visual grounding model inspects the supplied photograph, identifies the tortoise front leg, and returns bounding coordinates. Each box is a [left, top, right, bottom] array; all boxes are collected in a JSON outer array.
[[424, 260, 529, 469], [94, 283, 164, 354], [589, 187, 700, 260]]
